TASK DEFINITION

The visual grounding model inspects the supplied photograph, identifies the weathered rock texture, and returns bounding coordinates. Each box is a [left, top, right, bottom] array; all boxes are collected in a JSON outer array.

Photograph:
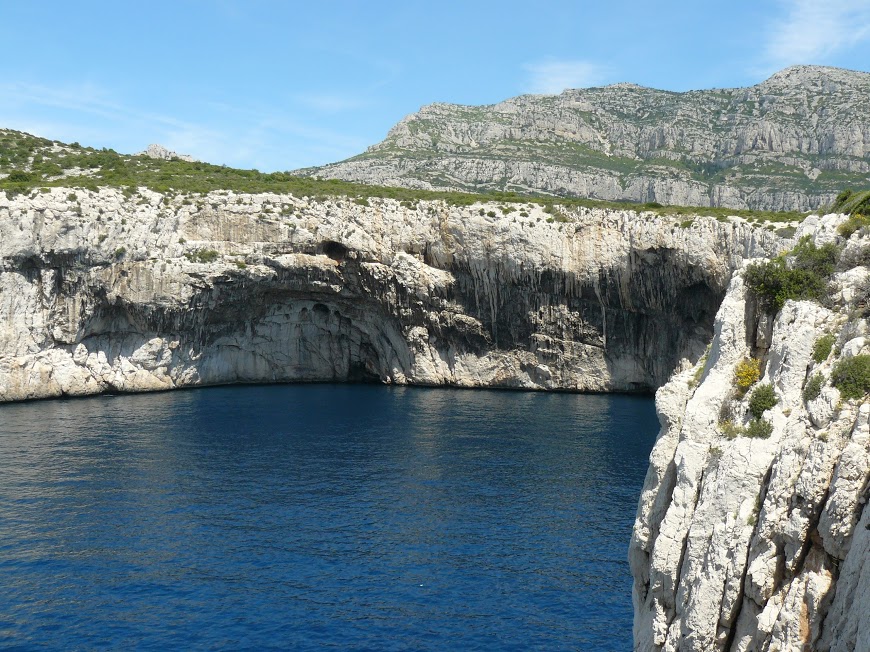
[[0, 188, 780, 402], [138, 144, 197, 163], [631, 214, 870, 651], [302, 66, 870, 212]]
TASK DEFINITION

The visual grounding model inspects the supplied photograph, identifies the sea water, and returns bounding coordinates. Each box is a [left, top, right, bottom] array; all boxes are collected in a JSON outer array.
[[0, 384, 657, 651]]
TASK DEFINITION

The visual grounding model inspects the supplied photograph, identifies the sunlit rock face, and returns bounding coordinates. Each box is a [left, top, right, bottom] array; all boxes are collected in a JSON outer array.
[[301, 66, 870, 212], [631, 214, 870, 651], [0, 187, 779, 402]]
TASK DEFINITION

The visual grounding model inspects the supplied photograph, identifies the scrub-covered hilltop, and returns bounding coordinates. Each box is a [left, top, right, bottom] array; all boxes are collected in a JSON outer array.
[[301, 66, 870, 212]]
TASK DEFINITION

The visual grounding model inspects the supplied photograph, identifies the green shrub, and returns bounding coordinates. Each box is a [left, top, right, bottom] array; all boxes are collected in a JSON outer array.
[[748, 384, 777, 418], [812, 333, 836, 363], [735, 357, 761, 393], [803, 373, 824, 402], [113, 246, 126, 258], [792, 236, 840, 276], [832, 189, 870, 217], [487, 210, 496, 217], [679, 219, 694, 228], [720, 420, 743, 439], [745, 419, 773, 439], [834, 189, 854, 209], [831, 354, 870, 400], [6, 170, 33, 182], [185, 248, 220, 263], [353, 197, 369, 207], [745, 237, 840, 312], [837, 213, 870, 238]]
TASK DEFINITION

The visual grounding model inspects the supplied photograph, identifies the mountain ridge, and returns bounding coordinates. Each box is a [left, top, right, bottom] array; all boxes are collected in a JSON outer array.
[[300, 65, 870, 212]]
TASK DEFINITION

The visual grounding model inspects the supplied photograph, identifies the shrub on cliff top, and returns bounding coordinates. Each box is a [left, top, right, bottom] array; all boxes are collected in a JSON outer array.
[[831, 354, 870, 400], [832, 189, 870, 217], [837, 213, 870, 238], [748, 383, 777, 419]]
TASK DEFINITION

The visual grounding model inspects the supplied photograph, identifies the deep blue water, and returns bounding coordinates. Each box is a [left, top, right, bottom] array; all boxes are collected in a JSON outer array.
[[0, 385, 657, 651]]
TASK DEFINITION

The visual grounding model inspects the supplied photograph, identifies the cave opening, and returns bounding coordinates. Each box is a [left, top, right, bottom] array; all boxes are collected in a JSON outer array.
[[321, 240, 349, 261]]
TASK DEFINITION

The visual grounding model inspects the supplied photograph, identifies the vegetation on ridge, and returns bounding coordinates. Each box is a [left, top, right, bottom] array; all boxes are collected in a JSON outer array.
[[0, 128, 809, 222]]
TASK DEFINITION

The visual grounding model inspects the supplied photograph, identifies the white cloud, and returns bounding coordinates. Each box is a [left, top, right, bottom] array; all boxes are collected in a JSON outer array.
[[522, 59, 609, 94], [764, 0, 870, 67]]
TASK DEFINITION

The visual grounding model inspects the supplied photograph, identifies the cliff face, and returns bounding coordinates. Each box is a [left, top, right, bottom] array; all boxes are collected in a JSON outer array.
[[302, 66, 870, 212], [631, 215, 870, 651], [0, 188, 780, 402]]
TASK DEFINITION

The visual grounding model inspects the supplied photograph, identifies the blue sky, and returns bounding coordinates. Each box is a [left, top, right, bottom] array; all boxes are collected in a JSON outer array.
[[1, 0, 868, 171]]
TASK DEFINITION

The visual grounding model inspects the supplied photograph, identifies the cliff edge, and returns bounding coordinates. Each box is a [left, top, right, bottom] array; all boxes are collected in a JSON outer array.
[[631, 214, 870, 650], [0, 188, 781, 402]]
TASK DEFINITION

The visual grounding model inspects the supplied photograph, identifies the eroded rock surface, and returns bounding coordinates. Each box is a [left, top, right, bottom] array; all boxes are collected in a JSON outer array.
[[631, 215, 870, 651], [302, 66, 870, 212], [0, 188, 779, 401]]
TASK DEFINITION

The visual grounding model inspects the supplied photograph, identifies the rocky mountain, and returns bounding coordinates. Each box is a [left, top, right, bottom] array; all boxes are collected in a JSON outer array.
[[301, 66, 870, 212]]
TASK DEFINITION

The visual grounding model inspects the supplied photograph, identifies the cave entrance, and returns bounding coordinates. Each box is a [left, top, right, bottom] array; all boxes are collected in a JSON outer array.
[[321, 240, 349, 261]]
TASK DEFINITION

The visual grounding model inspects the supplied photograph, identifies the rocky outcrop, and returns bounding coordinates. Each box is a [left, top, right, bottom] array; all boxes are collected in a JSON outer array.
[[631, 214, 870, 651], [301, 66, 870, 212], [0, 187, 781, 402], [139, 144, 197, 162]]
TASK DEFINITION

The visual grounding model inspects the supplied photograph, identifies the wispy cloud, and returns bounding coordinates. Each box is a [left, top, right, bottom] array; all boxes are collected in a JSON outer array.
[[0, 81, 369, 170], [763, 0, 870, 69], [522, 59, 609, 94]]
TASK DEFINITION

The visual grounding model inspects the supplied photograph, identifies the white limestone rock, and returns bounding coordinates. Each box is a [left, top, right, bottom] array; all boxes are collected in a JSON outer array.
[[631, 215, 870, 651]]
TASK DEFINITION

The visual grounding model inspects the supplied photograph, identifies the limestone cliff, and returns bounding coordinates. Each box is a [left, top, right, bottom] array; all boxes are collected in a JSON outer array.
[[631, 214, 870, 651], [0, 188, 780, 402], [302, 66, 870, 212]]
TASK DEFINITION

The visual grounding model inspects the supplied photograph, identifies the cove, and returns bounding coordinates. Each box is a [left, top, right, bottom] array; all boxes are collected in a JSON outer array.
[[0, 384, 657, 650]]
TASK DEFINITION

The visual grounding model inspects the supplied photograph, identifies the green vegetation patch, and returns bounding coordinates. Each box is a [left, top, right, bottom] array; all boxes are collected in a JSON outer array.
[[185, 249, 220, 263], [0, 128, 809, 222], [803, 372, 824, 402], [745, 419, 773, 439], [837, 213, 870, 238], [744, 236, 841, 312], [832, 189, 870, 217], [831, 354, 870, 400], [748, 384, 777, 419], [812, 333, 836, 363]]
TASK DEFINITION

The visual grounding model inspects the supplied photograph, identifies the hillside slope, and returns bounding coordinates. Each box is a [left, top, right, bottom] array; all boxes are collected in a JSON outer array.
[[302, 66, 870, 212]]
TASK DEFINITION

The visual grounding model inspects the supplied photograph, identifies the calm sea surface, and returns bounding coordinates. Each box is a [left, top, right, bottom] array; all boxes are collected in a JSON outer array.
[[0, 385, 657, 651]]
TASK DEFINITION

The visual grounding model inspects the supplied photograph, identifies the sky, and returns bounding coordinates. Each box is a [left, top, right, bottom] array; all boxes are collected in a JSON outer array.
[[1, 0, 869, 172]]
